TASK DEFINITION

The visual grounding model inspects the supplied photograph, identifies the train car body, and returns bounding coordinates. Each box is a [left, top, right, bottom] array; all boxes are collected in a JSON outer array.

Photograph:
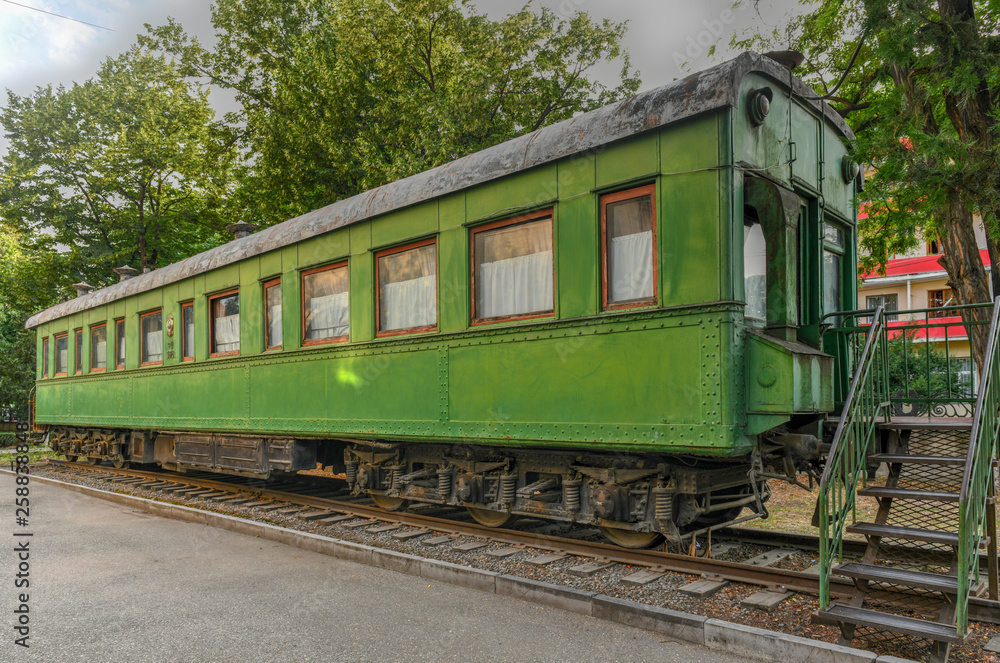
[[27, 53, 859, 546]]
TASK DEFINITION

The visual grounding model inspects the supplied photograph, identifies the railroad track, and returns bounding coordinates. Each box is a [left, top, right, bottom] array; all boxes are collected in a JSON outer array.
[[32, 459, 1000, 625]]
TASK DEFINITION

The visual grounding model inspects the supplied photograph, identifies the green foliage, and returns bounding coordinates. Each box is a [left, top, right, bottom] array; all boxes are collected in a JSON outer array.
[[143, 0, 640, 227], [885, 328, 971, 403], [0, 44, 236, 275]]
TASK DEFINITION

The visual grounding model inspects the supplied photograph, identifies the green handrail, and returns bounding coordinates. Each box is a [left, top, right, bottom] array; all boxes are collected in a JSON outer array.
[[956, 296, 1000, 633], [818, 305, 889, 610]]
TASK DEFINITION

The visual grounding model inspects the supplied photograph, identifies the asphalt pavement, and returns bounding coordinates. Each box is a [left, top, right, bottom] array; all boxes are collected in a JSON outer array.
[[0, 471, 754, 662]]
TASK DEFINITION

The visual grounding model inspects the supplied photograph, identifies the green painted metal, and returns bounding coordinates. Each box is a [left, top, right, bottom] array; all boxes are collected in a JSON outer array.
[[817, 305, 890, 610], [957, 297, 1000, 633]]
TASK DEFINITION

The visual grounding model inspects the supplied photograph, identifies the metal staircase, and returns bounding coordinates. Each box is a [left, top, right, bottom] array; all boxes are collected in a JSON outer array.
[[814, 301, 1000, 662]]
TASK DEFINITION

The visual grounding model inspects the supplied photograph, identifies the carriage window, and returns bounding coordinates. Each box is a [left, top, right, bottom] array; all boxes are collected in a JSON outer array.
[[90, 324, 107, 371], [472, 213, 554, 321], [140, 311, 163, 365], [824, 221, 846, 315], [744, 222, 767, 322], [303, 264, 348, 344], [115, 319, 125, 369], [74, 329, 83, 374], [377, 241, 437, 334], [602, 186, 656, 308], [42, 337, 49, 378], [263, 279, 283, 350], [210, 291, 240, 356], [54, 333, 68, 375], [181, 303, 194, 360]]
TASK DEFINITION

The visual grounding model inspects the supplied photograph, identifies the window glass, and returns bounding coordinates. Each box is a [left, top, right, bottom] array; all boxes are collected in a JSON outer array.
[[55, 334, 68, 374], [823, 223, 844, 247], [141, 312, 163, 364], [378, 243, 436, 332], [211, 293, 240, 354], [823, 250, 843, 315], [604, 191, 654, 306], [182, 304, 194, 360], [303, 266, 348, 342], [474, 217, 553, 320], [928, 289, 954, 318], [116, 320, 125, 368], [744, 222, 767, 322], [262, 281, 283, 349], [74, 330, 83, 374], [42, 338, 48, 378], [866, 294, 898, 322], [91, 326, 107, 370]]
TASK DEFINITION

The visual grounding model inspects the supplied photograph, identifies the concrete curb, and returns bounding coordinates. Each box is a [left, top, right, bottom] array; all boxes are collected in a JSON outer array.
[[14, 470, 918, 663]]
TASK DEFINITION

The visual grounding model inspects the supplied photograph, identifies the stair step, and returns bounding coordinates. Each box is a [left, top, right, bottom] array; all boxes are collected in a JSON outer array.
[[876, 421, 972, 431], [813, 605, 964, 644], [836, 562, 964, 593], [857, 487, 959, 502], [868, 454, 966, 466], [847, 522, 960, 546]]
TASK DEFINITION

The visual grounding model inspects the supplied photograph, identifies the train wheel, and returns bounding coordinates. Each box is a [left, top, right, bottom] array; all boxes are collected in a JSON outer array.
[[112, 459, 130, 469], [466, 507, 516, 528], [85, 457, 102, 465], [64, 455, 79, 463], [599, 526, 664, 549], [370, 494, 409, 512]]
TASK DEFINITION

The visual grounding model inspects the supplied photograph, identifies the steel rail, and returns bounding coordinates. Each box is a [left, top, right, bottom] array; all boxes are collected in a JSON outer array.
[[43, 460, 854, 597]]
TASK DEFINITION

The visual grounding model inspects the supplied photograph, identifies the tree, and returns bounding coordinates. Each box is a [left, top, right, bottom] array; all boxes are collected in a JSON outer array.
[[0, 43, 236, 275], [732, 0, 1000, 368], [143, 0, 640, 227]]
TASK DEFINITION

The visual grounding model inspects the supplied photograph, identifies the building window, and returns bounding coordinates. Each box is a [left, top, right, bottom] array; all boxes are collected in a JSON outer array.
[[823, 222, 846, 315], [377, 240, 437, 335], [90, 324, 107, 371], [140, 311, 163, 365], [181, 303, 194, 361], [472, 212, 554, 322], [41, 338, 49, 378], [602, 186, 656, 309], [927, 240, 940, 255], [210, 290, 240, 356], [928, 289, 954, 318], [54, 333, 68, 376], [115, 319, 125, 369], [260, 279, 283, 350], [74, 329, 83, 374], [302, 264, 349, 344], [866, 294, 899, 322]]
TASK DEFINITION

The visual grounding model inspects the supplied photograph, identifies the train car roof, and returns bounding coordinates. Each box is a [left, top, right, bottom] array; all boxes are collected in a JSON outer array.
[[27, 51, 853, 329]]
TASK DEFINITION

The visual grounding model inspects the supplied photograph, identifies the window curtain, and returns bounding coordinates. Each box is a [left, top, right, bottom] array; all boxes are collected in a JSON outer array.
[[183, 319, 194, 357], [306, 292, 348, 339], [267, 305, 283, 347], [145, 330, 163, 362], [479, 251, 553, 318], [57, 343, 68, 373], [744, 224, 767, 321], [608, 231, 653, 303], [94, 339, 107, 368], [383, 276, 436, 330], [214, 314, 240, 352]]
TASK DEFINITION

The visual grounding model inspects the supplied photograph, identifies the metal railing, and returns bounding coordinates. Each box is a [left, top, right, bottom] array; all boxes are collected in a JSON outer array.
[[957, 296, 1000, 633], [817, 305, 890, 610]]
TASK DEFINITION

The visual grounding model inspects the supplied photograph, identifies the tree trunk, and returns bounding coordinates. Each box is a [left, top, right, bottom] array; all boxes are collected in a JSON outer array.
[[937, 191, 992, 372]]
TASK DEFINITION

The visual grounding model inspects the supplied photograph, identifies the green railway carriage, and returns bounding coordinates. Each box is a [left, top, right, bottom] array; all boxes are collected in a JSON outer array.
[[27, 52, 860, 547]]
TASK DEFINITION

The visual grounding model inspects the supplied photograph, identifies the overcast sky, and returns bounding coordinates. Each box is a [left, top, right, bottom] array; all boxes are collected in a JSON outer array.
[[1, 0, 804, 150]]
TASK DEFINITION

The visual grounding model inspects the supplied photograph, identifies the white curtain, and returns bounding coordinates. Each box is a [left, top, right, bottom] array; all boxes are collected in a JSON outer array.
[[383, 275, 436, 330], [744, 223, 767, 321], [94, 339, 107, 368], [479, 251, 553, 319], [57, 344, 68, 373], [609, 231, 653, 303], [183, 320, 194, 358], [307, 292, 349, 339], [145, 330, 163, 362], [267, 305, 283, 347], [214, 314, 240, 352]]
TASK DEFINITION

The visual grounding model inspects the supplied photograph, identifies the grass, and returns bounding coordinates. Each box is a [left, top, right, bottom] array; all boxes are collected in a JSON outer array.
[[744, 475, 883, 539]]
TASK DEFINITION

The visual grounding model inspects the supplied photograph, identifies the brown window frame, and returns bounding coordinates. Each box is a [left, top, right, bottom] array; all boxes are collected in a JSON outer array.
[[469, 210, 556, 326], [256, 278, 282, 351], [115, 319, 125, 370], [375, 238, 438, 338], [140, 310, 164, 367], [180, 302, 195, 361], [73, 328, 83, 375], [209, 289, 241, 358], [928, 288, 954, 318], [600, 183, 658, 311], [41, 337, 49, 378], [89, 323, 107, 372], [54, 332, 68, 376], [300, 264, 349, 346]]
